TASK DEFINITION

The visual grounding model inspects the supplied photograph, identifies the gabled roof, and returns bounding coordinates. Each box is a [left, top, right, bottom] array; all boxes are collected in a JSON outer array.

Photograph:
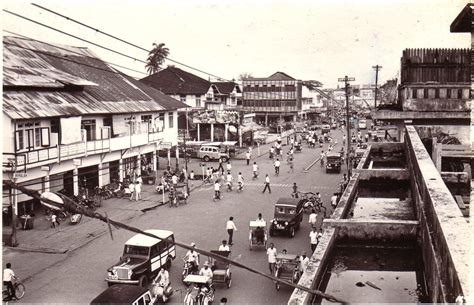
[[212, 82, 240, 95], [140, 66, 212, 95], [450, 3, 473, 33], [3, 36, 187, 120], [268, 71, 295, 80]]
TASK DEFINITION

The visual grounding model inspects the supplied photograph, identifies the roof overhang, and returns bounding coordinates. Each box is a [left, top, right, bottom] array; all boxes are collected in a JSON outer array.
[[450, 3, 473, 33]]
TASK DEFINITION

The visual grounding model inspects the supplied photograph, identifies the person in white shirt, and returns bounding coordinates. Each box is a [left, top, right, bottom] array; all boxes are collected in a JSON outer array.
[[308, 210, 317, 229], [136, 175, 143, 185], [330, 193, 338, 208], [135, 180, 142, 201], [246, 150, 251, 165], [266, 243, 278, 274], [189, 170, 195, 180], [129, 181, 135, 201], [171, 174, 178, 188], [226, 217, 237, 245], [184, 243, 199, 273], [298, 252, 310, 274], [226, 162, 232, 172], [237, 172, 244, 191], [157, 267, 169, 287], [309, 227, 319, 252], [199, 262, 213, 284], [262, 174, 271, 194], [3, 263, 15, 300], [218, 240, 230, 251], [226, 172, 233, 190], [274, 159, 280, 175], [214, 181, 221, 199], [252, 162, 259, 179]]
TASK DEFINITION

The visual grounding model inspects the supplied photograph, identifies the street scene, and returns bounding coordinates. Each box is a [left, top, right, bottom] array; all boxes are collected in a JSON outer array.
[[2, 1, 472, 304]]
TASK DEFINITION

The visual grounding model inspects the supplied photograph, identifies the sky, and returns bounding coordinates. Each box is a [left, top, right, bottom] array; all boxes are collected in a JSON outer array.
[[2, 0, 470, 88]]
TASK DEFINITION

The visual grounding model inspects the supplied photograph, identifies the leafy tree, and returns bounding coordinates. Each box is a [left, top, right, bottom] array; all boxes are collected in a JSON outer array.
[[145, 43, 170, 74], [238, 72, 253, 81]]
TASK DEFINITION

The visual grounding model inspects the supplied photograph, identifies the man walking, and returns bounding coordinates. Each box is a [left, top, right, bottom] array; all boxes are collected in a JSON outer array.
[[266, 243, 278, 275], [309, 227, 319, 252], [226, 216, 237, 245], [246, 150, 251, 165], [217, 157, 225, 174], [262, 174, 271, 194], [135, 180, 142, 201]]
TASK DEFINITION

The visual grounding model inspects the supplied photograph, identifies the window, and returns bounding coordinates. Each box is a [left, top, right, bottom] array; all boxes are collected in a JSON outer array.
[[81, 120, 96, 141], [141, 115, 152, 123], [159, 113, 165, 131], [15, 121, 48, 151], [196, 95, 201, 107], [412, 88, 417, 99], [180, 95, 186, 103], [168, 112, 174, 128]]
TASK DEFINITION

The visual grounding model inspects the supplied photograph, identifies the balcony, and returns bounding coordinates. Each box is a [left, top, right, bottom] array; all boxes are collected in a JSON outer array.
[[7, 130, 164, 167]]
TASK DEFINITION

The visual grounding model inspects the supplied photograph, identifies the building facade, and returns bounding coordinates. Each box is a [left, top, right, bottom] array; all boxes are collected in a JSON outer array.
[[2, 36, 186, 215], [242, 72, 302, 125]]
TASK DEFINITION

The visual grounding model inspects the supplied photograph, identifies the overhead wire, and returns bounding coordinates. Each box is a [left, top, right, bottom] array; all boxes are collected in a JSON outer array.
[[3, 179, 345, 303]]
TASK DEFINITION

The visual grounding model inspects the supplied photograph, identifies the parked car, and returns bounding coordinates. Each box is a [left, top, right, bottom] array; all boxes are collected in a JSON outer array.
[[269, 198, 304, 238], [358, 119, 367, 130], [90, 284, 154, 305], [326, 152, 342, 173], [197, 146, 229, 162], [106, 229, 176, 287]]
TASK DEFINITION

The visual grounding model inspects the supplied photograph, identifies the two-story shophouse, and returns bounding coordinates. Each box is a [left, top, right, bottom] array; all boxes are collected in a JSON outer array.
[[2, 36, 186, 217]]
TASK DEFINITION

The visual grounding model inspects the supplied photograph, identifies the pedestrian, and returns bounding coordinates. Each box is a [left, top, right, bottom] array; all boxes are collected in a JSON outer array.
[[298, 252, 310, 275], [330, 193, 338, 209], [308, 209, 317, 229], [129, 181, 136, 201], [252, 162, 259, 179], [217, 157, 225, 174], [246, 150, 251, 165], [135, 180, 142, 201], [287, 155, 294, 173], [226, 161, 232, 173], [136, 175, 143, 186], [219, 240, 230, 251], [171, 173, 178, 189], [266, 243, 278, 275], [226, 216, 237, 245], [274, 159, 280, 175], [262, 174, 271, 194], [220, 297, 228, 305], [50, 212, 59, 228], [292, 182, 298, 198], [189, 170, 195, 180], [309, 227, 319, 252]]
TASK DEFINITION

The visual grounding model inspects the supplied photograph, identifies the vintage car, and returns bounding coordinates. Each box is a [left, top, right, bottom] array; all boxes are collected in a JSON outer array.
[[197, 146, 229, 162], [269, 198, 304, 238], [321, 124, 331, 135], [90, 284, 155, 305], [106, 229, 176, 287], [326, 152, 342, 173]]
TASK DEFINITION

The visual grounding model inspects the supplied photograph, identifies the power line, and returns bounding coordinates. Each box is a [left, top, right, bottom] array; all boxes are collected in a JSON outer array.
[[3, 179, 345, 303], [31, 3, 231, 82]]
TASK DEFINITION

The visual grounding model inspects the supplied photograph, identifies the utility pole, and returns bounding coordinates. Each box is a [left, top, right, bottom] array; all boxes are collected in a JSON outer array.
[[372, 65, 382, 109], [338, 76, 355, 176]]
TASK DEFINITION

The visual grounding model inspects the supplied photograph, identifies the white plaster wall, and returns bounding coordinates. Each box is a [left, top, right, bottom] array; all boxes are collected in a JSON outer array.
[[2, 114, 14, 153]]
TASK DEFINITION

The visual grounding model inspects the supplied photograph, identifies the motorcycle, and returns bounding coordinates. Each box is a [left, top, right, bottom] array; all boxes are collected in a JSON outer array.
[[151, 280, 173, 303]]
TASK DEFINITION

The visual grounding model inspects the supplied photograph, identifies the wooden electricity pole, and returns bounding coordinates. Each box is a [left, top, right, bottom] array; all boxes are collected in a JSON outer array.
[[338, 76, 355, 176]]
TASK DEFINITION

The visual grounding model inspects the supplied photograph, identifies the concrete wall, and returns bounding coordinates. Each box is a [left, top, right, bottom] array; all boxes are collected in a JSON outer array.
[[405, 125, 471, 303], [414, 125, 471, 146], [324, 219, 418, 243]]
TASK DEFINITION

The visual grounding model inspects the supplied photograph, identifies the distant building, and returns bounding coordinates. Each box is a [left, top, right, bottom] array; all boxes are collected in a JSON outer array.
[[140, 66, 241, 110], [374, 47, 471, 143], [242, 72, 302, 125]]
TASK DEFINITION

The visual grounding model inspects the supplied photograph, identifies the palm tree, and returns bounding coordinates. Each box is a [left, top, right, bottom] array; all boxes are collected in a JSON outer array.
[[145, 43, 170, 74]]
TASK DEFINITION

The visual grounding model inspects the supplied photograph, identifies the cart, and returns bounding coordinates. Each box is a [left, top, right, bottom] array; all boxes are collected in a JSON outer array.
[[183, 275, 214, 305], [209, 250, 232, 288], [249, 220, 267, 250], [274, 253, 300, 291]]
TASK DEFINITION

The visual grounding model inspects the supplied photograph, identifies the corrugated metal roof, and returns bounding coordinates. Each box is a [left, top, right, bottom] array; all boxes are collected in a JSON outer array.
[[3, 36, 187, 119]]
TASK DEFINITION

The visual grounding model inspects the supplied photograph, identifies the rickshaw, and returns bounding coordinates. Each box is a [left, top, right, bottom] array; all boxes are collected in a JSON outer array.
[[249, 220, 267, 250], [169, 185, 188, 207], [274, 253, 301, 291], [183, 275, 215, 305], [209, 250, 232, 288]]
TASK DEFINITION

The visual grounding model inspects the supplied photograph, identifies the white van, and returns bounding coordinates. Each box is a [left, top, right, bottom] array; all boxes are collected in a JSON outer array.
[[358, 119, 367, 129], [197, 146, 229, 162]]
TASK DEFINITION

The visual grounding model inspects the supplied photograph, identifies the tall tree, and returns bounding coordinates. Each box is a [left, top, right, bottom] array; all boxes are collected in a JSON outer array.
[[145, 43, 170, 74], [238, 72, 253, 81]]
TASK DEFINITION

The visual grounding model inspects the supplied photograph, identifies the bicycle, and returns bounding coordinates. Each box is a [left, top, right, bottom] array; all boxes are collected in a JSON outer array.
[[2, 277, 26, 301], [213, 191, 222, 202]]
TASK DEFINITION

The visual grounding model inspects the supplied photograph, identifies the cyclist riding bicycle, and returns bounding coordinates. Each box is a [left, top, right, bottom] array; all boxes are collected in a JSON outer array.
[[214, 181, 221, 199], [3, 263, 15, 301]]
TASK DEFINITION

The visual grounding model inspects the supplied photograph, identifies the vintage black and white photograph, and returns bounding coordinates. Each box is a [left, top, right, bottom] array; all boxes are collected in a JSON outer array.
[[1, 0, 472, 304]]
